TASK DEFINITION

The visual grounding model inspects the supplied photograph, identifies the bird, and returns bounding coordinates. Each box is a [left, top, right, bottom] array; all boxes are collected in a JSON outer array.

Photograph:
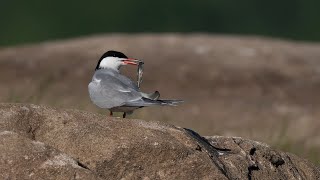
[[88, 50, 183, 118]]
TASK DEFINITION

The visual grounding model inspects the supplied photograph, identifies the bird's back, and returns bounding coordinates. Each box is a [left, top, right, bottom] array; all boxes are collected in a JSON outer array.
[[88, 68, 141, 109]]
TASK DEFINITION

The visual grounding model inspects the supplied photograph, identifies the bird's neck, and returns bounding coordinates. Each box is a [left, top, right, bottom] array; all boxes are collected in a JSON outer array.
[[105, 66, 120, 71]]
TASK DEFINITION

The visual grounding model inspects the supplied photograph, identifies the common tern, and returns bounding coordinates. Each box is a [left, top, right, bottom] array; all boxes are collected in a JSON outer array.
[[88, 50, 183, 118]]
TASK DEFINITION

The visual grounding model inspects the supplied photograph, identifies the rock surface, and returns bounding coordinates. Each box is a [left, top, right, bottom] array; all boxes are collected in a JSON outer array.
[[0, 103, 319, 179], [0, 131, 99, 179]]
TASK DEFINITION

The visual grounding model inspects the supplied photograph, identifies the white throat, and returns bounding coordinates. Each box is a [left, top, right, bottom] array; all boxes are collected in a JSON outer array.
[[99, 57, 123, 70]]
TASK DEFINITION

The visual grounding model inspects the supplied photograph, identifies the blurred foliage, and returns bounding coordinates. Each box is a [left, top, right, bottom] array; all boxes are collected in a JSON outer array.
[[0, 0, 320, 46]]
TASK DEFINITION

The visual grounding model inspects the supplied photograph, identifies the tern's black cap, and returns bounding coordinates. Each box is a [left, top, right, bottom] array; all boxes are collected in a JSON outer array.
[[101, 50, 128, 59], [95, 50, 128, 70]]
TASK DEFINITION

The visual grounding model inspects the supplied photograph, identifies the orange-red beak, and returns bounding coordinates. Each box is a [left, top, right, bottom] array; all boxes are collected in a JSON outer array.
[[123, 58, 140, 65]]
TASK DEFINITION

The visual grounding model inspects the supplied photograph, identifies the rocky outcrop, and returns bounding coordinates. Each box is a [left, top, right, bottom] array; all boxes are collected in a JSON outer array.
[[0, 103, 319, 179]]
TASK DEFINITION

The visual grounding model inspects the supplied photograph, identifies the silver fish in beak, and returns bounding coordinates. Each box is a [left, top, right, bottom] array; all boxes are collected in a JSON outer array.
[[137, 60, 144, 88]]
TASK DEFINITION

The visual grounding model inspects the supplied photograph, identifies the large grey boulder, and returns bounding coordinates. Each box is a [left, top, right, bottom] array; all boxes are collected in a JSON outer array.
[[0, 103, 319, 179]]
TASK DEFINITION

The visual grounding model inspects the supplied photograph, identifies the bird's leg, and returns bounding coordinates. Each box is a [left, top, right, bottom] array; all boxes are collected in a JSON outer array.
[[109, 111, 113, 116], [123, 112, 126, 118]]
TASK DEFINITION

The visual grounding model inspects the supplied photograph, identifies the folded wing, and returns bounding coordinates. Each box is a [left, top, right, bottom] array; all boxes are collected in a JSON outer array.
[[89, 70, 142, 108]]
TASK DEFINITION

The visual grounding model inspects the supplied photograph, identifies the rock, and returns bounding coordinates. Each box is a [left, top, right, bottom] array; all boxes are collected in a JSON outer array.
[[0, 131, 99, 179], [0, 103, 319, 179]]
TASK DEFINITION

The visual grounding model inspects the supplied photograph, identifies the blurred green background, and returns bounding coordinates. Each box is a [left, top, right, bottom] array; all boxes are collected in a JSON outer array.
[[1, 0, 320, 46]]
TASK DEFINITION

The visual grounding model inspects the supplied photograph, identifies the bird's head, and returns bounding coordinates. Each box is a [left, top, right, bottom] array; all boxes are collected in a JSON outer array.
[[95, 50, 141, 71]]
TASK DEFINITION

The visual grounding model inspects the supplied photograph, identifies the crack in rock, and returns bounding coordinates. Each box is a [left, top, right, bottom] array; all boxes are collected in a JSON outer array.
[[286, 154, 304, 179], [184, 128, 233, 180], [20, 106, 41, 140], [270, 154, 285, 168], [248, 164, 260, 180], [249, 147, 256, 156], [77, 160, 90, 171], [232, 138, 260, 180], [195, 145, 202, 151]]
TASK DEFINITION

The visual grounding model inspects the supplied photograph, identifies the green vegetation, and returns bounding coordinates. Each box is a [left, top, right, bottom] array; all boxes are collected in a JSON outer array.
[[1, 0, 320, 46]]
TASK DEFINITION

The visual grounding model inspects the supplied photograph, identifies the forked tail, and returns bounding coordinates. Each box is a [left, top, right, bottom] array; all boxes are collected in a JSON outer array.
[[125, 97, 184, 107], [157, 99, 184, 106]]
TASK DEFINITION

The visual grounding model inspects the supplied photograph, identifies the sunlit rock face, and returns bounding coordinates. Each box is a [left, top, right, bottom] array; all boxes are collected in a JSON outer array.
[[0, 103, 319, 179]]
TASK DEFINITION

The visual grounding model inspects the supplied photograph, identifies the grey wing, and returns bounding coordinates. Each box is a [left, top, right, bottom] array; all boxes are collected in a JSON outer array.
[[88, 71, 142, 109], [116, 72, 140, 91]]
